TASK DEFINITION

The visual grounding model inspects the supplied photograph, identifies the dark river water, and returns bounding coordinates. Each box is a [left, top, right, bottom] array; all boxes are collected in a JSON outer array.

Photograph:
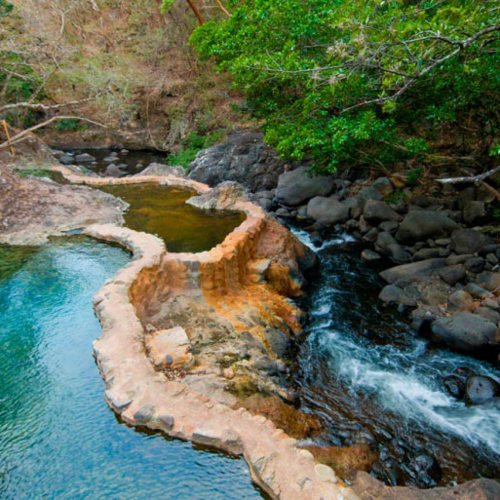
[[293, 228, 500, 488], [0, 240, 262, 499]]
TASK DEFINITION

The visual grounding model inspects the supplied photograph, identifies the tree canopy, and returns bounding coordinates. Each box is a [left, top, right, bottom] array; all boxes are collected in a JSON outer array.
[[191, 0, 500, 172]]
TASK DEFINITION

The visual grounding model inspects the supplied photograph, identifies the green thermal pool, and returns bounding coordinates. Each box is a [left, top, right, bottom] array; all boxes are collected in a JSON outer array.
[[99, 184, 246, 253]]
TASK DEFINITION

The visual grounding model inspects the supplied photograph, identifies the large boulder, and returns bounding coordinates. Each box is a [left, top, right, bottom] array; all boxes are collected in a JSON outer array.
[[465, 375, 500, 405], [188, 131, 289, 192], [431, 313, 499, 353], [363, 200, 402, 225], [451, 229, 494, 255], [395, 210, 458, 243], [276, 167, 335, 206], [380, 258, 447, 284], [306, 196, 349, 225]]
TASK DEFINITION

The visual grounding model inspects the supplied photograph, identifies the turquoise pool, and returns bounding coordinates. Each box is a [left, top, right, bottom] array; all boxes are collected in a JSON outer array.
[[0, 239, 262, 499]]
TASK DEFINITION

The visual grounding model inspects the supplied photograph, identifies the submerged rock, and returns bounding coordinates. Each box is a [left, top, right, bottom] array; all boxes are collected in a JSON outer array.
[[75, 153, 95, 162]]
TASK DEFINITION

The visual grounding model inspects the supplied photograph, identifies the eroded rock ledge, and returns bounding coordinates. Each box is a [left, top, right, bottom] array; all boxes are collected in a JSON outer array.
[[81, 179, 357, 499]]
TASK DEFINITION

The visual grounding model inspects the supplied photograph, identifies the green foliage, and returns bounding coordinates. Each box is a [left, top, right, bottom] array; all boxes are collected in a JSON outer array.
[[0, 2, 49, 128], [14, 168, 51, 178], [54, 118, 88, 132], [160, 0, 175, 13], [385, 189, 407, 205], [191, 0, 500, 172], [167, 131, 224, 170], [0, 0, 13, 17], [406, 167, 424, 185]]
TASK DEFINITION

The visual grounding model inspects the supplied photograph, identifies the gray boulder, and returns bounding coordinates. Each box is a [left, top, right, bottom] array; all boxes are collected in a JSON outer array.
[[379, 285, 417, 307], [372, 177, 394, 197], [386, 243, 411, 264], [188, 131, 289, 192], [476, 272, 500, 292], [375, 231, 398, 253], [59, 154, 74, 165], [414, 248, 446, 261], [475, 307, 500, 325], [135, 163, 185, 177], [75, 153, 95, 162], [361, 249, 381, 261], [356, 185, 381, 208], [438, 265, 466, 285], [465, 375, 500, 405], [277, 167, 335, 206], [447, 290, 474, 313], [431, 313, 499, 353], [451, 229, 493, 255], [363, 200, 402, 225], [463, 201, 485, 225], [395, 210, 458, 242], [306, 196, 349, 225], [105, 164, 127, 177], [465, 283, 491, 299], [380, 258, 447, 284], [465, 256, 485, 273]]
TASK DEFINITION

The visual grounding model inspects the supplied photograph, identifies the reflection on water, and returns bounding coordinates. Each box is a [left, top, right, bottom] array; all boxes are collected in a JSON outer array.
[[0, 240, 263, 499], [100, 184, 246, 253]]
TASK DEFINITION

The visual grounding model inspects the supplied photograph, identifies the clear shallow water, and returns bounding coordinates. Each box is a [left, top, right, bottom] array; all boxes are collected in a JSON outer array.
[[0, 239, 262, 499], [293, 228, 500, 487], [100, 184, 246, 253], [56, 148, 167, 175]]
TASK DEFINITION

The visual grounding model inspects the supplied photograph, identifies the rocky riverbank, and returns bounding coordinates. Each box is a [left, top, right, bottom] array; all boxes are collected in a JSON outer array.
[[190, 133, 500, 359], [3, 141, 500, 498]]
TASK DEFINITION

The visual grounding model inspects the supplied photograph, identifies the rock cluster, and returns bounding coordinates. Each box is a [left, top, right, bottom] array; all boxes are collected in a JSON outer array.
[[246, 166, 500, 364]]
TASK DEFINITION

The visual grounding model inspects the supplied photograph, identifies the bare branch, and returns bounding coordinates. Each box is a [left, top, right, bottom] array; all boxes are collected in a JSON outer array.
[[0, 115, 106, 150], [436, 164, 500, 184], [0, 97, 96, 114]]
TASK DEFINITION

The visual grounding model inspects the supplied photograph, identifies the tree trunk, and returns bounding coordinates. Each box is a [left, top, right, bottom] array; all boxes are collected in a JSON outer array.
[[185, 0, 204, 25]]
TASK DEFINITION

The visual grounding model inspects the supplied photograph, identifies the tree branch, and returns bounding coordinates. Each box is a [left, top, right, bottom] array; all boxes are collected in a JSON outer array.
[[0, 97, 96, 114], [436, 164, 500, 184], [0, 115, 106, 150]]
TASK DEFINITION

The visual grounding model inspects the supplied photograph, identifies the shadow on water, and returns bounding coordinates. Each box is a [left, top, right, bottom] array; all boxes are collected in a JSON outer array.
[[100, 184, 246, 253], [0, 239, 263, 499], [292, 227, 500, 488]]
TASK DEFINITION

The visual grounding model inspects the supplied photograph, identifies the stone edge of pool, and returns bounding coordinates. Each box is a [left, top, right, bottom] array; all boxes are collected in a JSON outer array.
[[49, 166, 352, 500]]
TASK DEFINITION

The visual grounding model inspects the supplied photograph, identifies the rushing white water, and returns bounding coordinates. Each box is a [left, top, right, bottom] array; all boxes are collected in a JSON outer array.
[[292, 226, 500, 484]]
